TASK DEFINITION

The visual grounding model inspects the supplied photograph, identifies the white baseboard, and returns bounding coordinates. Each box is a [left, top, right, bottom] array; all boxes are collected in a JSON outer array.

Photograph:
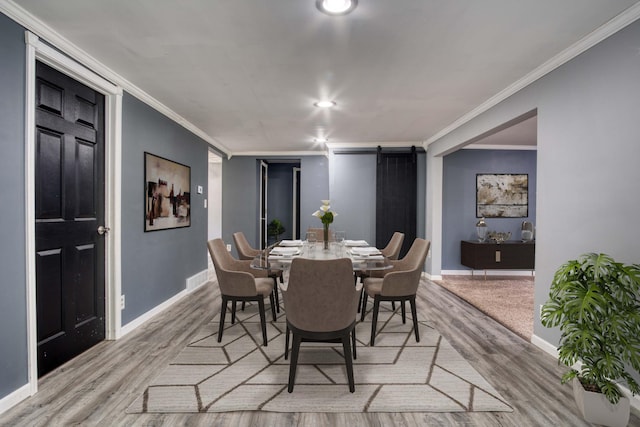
[[531, 333, 559, 358], [532, 334, 640, 413], [186, 269, 209, 291], [0, 383, 33, 416], [119, 269, 209, 338], [441, 269, 535, 277], [423, 272, 442, 281]]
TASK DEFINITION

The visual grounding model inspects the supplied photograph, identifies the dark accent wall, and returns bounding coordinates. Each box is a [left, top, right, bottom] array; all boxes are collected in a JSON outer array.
[[442, 149, 537, 270], [120, 94, 209, 325], [0, 13, 28, 400]]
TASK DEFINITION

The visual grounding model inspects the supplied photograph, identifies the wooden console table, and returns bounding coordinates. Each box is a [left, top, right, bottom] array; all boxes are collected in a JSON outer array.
[[460, 240, 535, 278]]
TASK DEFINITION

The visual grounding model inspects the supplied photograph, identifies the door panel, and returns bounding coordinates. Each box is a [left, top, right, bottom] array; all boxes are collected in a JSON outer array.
[[35, 61, 106, 377], [376, 150, 417, 258]]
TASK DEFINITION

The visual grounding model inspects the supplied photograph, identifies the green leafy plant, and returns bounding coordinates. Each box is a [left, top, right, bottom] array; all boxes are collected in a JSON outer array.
[[541, 253, 640, 404], [267, 219, 285, 241]]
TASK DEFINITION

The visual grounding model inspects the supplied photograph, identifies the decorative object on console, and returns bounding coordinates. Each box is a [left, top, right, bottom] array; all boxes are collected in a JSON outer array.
[[312, 199, 338, 250], [521, 221, 534, 242], [476, 174, 528, 218], [487, 231, 511, 244], [476, 217, 488, 242]]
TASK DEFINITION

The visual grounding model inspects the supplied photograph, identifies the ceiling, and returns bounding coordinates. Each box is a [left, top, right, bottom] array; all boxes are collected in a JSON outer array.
[[9, 0, 640, 155]]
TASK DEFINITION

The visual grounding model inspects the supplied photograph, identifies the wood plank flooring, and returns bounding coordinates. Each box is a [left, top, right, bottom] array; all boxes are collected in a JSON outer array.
[[2, 278, 639, 426]]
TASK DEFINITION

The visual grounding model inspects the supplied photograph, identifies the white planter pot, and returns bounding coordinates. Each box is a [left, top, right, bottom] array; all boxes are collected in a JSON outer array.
[[573, 377, 630, 427]]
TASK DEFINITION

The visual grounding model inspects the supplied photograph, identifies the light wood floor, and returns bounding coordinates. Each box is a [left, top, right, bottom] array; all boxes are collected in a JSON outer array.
[[2, 279, 638, 426]]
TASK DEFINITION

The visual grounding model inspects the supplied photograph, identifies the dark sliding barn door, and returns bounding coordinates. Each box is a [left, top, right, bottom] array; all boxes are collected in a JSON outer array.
[[35, 61, 106, 377], [376, 148, 417, 258]]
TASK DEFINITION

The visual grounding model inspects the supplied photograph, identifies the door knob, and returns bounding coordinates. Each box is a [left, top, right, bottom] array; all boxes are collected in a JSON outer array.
[[97, 225, 110, 235]]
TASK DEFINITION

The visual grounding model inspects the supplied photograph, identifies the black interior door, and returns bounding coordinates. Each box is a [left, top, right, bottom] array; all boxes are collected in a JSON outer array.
[[376, 149, 417, 258], [35, 61, 106, 377]]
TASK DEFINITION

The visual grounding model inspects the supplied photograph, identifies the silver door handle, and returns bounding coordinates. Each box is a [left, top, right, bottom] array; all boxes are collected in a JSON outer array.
[[97, 225, 110, 235]]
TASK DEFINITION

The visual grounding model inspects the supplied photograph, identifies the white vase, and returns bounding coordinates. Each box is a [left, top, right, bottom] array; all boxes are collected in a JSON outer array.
[[572, 377, 630, 427]]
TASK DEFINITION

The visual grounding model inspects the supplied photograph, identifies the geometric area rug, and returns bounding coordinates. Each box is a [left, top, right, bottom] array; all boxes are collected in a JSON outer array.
[[127, 300, 512, 413]]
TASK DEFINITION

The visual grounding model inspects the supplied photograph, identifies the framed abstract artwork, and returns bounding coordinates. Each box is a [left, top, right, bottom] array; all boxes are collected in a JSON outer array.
[[145, 152, 191, 231], [476, 174, 528, 218]]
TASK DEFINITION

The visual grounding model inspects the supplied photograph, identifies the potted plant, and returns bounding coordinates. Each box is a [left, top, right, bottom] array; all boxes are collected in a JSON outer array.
[[541, 253, 640, 427], [267, 219, 285, 243]]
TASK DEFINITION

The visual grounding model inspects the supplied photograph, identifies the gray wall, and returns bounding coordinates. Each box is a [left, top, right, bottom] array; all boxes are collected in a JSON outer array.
[[428, 20, 640, 347], [120, 94, 209, 324], [221, 152, 426, 255], [223, 156, 329, 254], [330, 153, 377, 244], [442, 149, 537, 270], [330, 151, 427, 246], [0, 13, 28, 400]]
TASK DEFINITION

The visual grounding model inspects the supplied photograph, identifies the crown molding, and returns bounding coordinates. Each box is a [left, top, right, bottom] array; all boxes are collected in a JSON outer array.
[[463, 144, 537, 151], [425, 3, 640, 147], [325, 141, 420, 150], [229, 150, 328, 158], [0, 0, 231, 157]]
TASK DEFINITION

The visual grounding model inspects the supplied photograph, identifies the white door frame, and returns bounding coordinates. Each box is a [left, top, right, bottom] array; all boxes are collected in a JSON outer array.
[[259, 161, 268, 249], [292, 167, 301, 239], [24, 31, 123, 396]]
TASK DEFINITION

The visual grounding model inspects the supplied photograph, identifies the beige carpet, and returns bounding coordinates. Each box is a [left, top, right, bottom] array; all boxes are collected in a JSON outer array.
[[433, 276, 534, 340], [127, 300, 512, 413]]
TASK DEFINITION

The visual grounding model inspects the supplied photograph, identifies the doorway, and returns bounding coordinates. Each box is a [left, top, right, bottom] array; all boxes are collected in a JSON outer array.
[[34, 61, 106, 376], [25, 33, 122, 391], [258, 160, 301, 246]]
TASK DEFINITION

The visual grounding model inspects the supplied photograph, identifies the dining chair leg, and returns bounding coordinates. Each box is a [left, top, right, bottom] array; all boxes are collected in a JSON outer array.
[[287, 333, 302, 392], [284, 325, 290, 360], [241, 301, 246, 311], [391, 301, 396, 310], [231, 300, 237, 324], [341, 333, 355, 393], [410, 296, 420, 342], [401, 300, 406, 324], [269, 292, 276, 321], [370, 297, 380, 346], [351, 327, 357, 360], [271, 276, 280, 313], [258, 298, 268, 346], [360, 292, 369, 321], [218, 296, 228, 343], [357, 287, 365, 313]]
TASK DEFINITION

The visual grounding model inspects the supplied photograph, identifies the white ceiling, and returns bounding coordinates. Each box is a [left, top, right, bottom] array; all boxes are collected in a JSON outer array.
[[10, 0, 640, 155]]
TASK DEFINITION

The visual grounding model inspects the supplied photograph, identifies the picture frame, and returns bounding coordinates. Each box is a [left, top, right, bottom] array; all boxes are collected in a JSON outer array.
[[476, 173, 528, 218], [145, 152, 191, 231]]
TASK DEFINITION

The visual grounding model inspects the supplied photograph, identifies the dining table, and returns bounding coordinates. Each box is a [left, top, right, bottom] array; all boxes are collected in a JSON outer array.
[[250, 239, 393, 273]]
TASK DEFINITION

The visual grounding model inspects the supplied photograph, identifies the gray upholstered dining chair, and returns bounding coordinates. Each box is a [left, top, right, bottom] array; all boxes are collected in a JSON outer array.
[[380, 231, 405, 260], [360, 238, 430, 346], [280, 257, 361, 393], [356, 231, 405, 312], [233, 231, 283, 312], [208, 238, 276, 346]]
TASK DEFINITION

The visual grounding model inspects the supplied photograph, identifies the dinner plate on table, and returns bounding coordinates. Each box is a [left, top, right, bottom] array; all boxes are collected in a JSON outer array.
[[349, 247, 382, 256], [270, 247, 301, 256], [344, 240, 368, 247], [279, 240, 303, 247]]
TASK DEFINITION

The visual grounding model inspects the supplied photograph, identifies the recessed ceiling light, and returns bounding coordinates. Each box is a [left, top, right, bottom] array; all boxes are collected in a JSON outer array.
[[314, 100, 336, 108], [314, 137, 328, 143], [315, 0, 358, 16]]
